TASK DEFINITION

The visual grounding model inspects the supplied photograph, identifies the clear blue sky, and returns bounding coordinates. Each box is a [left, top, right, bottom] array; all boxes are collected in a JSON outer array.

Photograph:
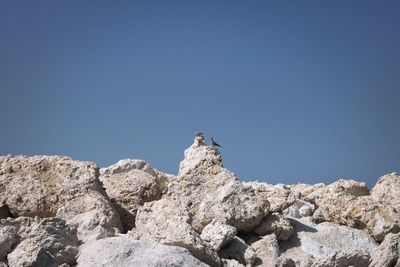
[[1, 1, 399, 188]]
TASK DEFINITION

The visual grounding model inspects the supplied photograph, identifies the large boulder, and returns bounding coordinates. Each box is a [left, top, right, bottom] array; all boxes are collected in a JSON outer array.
[[371, 172, 400, 211], [100, 159, 167, 231], [131, 137, 269, 265], [280, 217, 378, 267], [200, 220, 237, 251], [253, 213, 293, 241], [219, 236, 256, 266], [0, 226, 20, 262], [171, 137, 269, 232], [0, 155, 122, 239], [130, 198, 221, 267], [369, 233, 400, 267], [242, 182, 295, 213], [7, 217, 80, 267], [301, 179, 400, 241], [77, 236, 208, 267], [248, 234, 279, 267]]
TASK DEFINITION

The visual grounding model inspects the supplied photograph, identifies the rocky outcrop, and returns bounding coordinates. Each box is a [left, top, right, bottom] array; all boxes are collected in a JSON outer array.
[[1, 134, 400, 267], [369, 232, 400, 267], [6, 217, 79, 266], [280, 217, 378, 266], [77, 236, 208, 267], [0, 155, 122, 239], [100, 159, 167, 231]]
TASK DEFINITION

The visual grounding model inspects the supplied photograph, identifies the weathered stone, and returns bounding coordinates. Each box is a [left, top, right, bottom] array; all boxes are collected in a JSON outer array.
[[283, 200, 315, 218], [0, 155, 122, 239], [221, 258, 245, 267], [100, 159, 166, 231], [200, 220, 237, 251], [77, 236, 208, 267], [219, 236, 256, 266], [301, 179, 400, 242], [249, 234, 279, 267], [7, 218, 79, 266], [0, 226, 20, 261], [130, 198, 220, 267], [243, 182, 295, 213], [170, 138, 269, 232], [371, 172, 400, 211], [254, 213, 293, 241], [280, 218, 377, 267], [369, 233, 400, 267]]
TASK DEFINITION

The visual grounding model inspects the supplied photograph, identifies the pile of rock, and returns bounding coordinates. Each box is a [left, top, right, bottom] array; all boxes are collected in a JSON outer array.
[[0, 137, 399, 266]]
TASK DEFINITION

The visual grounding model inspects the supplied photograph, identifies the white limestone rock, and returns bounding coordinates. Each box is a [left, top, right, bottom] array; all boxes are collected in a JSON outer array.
[[249, 234, 279, 267], [200, 220, 237, 251], [242, 182, 295, 213], [77, 236, 208, 267], [100, 159, 166, 231], [0, 226, 20, 262], [369, 232, 400, 267], [219, 236, 256, 266], [253, 213, 293, 241], [0, 155, 122, 239], [130, 198, 221, 267], [7, 218, 79, 267], [280, 217, 378, 267]]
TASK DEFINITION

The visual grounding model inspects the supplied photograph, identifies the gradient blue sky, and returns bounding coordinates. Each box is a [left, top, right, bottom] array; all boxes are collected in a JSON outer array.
[[1, 1, 399, 188]]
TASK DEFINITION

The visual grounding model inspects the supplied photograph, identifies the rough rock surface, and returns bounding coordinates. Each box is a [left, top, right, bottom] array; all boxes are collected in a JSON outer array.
[[249, 234, 279, 267], [1, 135, 400, 267], [130, 198, 221, 267], [0, 226, 20, 262], [171, 137, 269, 232], [280, 217, 378, 266], [301, 179, 400, 241], [77, 236, 208, 267], [253, 213, 293, 241], [200, 220, 237, 251], [219, 236, 256, 266], [7, 217, 79, 266], [242, 182, 295, 213], [370, 233, 400, 267], [0, 155, 122, 237], [100, 159, 166, 231]]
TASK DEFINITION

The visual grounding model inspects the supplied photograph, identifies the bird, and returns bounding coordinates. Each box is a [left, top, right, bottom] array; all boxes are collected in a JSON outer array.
[[194, 129, 204, 137], [211, 137, 222, 147]]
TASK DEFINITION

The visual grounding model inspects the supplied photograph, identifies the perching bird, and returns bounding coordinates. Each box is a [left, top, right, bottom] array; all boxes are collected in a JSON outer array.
[[194, 129, 204, 137], [211, 137, 221, 147]]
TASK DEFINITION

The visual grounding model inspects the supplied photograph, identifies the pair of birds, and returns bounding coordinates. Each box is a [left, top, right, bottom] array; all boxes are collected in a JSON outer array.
[[195, 130, 221, 147]]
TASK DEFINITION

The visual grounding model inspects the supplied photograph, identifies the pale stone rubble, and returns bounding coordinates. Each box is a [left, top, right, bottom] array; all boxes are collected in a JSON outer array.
[[0, 138, 400, 266]]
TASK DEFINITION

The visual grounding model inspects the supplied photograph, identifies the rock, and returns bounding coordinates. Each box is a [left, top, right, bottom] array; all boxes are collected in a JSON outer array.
[[282, 200, 315, 218], [0, 155, 122, 238], [221, 258, 245, 267], [0, 226, 20, 261], [67, 210, 115, 243], [200, 220, 237, 251], [170, 138, 269, 232], [99, 159, 166, 231], [243, 182, 295, 213], [77, 236, 208, 267], [369, 233, 400, 267], [249, 234, 279, 267], [371, 172, 400, 211], [303, 179, 400, 242], [280, 218, 378, 267], [7, 217, 79, 266], [130, 198, 221, 267], [253, 213, 293, 241], [219, 236, 256, 266]]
